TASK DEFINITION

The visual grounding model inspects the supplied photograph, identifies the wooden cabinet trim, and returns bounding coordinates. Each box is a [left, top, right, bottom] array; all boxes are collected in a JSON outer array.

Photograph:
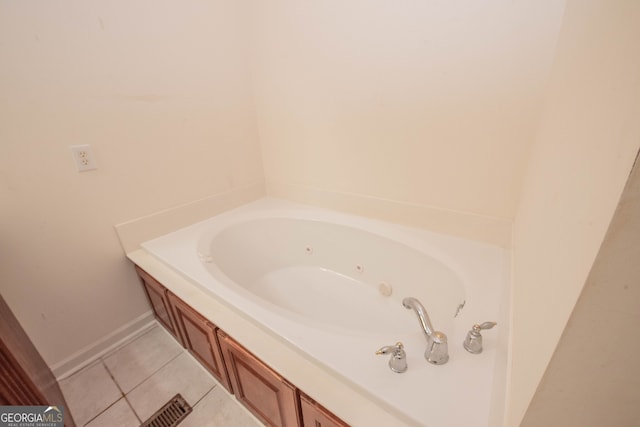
[[134, 265, 349, 427], [299, 391, 349, 427], [135, 266, 179, 339], [167, 292, 232, 392], [218, 331, 301, 427]]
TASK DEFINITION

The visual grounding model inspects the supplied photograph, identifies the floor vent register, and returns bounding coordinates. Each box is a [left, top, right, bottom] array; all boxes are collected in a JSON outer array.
[[141, 394, 192, 427]]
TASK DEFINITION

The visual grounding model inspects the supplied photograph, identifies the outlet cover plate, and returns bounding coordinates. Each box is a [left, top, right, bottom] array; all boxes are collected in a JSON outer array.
[[70, 144, 97, 172]]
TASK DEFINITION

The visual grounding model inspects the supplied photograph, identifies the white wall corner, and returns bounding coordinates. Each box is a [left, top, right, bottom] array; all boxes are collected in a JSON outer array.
[[115, 180, 265, 254], [266, 180, 513, 248]]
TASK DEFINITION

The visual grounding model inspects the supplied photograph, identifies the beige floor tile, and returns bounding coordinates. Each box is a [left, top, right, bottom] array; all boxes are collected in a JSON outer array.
[[59, 361, 122, 426], [85, 398, 140, 427], [103, 325, 183, 393], [127, 352, 216, 422], [180, 387, 261, 427], [61, 324, 257, 427]]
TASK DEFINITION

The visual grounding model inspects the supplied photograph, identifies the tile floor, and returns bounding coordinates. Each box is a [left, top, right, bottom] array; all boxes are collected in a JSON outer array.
[[59, 324, 261, 427]]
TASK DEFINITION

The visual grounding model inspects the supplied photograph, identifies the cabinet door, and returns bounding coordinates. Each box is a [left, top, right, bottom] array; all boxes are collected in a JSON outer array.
[[135, 266, 179, 340], [168, 293, 232, 392], [218, 331, 300, 427], [299, 392, 349, 427]]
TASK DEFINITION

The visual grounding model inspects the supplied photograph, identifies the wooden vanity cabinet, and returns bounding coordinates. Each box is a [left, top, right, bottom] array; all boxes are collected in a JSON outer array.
[[218, 330, 301, 427], [135, 265, 350, 427], [167, 293, 232, 392], [299, 392, 349, 427], [135, 266, 179, 340]]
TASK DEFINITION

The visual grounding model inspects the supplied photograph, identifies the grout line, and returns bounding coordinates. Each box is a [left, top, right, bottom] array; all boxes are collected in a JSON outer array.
[[101, 359, 126, 398], [81, 397, 124, 427], [88, 328, 183, 425], [105, 328, 186, 396], [60, 360, 123, 427], [72, 327, 261, 426], [101, 353, 147, 423], [177, 351, 262, 426], [123, 395, 143, 424], [123, 349, 187, 397], [58, 322, 159, 382], [123, 349, 191, 423], [179, 351, 220, 406], [64, 327, 192, 426], [80, 361, 126, 426], [100, 323, 161, 361], [190, 385, 217, 409], [53, 314, 156, 381]]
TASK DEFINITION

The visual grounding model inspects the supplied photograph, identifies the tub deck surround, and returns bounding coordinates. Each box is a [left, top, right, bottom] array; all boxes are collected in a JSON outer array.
[[134, 197, 508, 427]]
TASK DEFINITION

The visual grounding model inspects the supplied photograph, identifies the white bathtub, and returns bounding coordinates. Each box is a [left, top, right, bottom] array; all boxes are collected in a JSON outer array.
[[141, 198, 508, 427]]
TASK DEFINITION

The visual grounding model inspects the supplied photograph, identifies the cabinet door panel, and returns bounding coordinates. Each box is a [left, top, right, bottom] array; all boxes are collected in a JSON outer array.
[[168, 293, 231, 392], [135, 266, 178, 339], [218, 331, 299, 427], [300, 392, 349, 427]]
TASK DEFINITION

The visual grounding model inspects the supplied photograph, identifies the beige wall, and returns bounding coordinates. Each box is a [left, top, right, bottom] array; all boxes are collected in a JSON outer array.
[[508, 0, 640, 425], [252, 0, 566, 221], [0, 0, 264, 370], [3, 1, 640, 425], [520, 154, 640, 427], [250, 2, 640, 424]]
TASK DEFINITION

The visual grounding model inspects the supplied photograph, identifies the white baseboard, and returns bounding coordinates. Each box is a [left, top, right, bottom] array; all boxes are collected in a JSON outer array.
[[52, 311, 157, 381]]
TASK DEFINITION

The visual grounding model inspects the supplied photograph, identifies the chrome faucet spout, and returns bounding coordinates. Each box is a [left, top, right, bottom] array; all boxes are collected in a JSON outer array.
[[402, 297, 449, 365], [402, 297, 435, 338]]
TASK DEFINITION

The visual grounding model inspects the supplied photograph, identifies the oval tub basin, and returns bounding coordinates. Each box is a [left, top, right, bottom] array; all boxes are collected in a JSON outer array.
[[141, 197, 508, 427]]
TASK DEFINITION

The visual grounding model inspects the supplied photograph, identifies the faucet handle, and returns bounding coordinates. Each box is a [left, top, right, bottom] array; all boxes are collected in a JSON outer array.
[[463, 321, 497, 354], [476, 321, 497, 331], [376, 342, 407, 373]]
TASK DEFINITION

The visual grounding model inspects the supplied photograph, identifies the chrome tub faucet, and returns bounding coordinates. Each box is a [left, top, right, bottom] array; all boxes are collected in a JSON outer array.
[[463, 321, 497, 354], [376, 342, 408, 373], [402, 297, 449, 365]]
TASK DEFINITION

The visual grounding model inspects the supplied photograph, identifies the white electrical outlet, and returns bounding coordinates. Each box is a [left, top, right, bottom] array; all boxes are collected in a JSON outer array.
[[70, 144, 97, 172]]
